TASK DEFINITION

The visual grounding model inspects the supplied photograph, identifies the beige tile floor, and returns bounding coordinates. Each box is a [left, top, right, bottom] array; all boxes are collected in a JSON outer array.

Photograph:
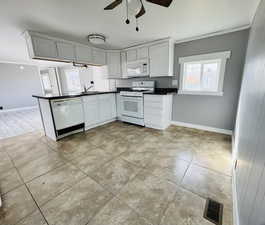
[[0, 121, 233, 225]]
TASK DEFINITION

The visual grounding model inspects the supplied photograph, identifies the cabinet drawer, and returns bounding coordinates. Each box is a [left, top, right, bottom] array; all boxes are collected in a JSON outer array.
[[144, 95, 164, 102], [82, 96, 98, 104], [98, 93, 114, 100]]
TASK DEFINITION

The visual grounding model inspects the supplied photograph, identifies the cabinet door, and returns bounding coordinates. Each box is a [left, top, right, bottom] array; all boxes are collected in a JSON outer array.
[[32, 36, 58, 59], [99, 94, 116, 122], [56, 42, 75, 61], [75, 45, 92, 64], [137, 47, 149, 59], [120, 52, 128, 78], [83, 96, 99, 127], [116, 94, 121, 118], [126, 49, 137, 62], [107, 52, 121, 78], [92, 48, 106, 65], [149, 42, 169, 77]]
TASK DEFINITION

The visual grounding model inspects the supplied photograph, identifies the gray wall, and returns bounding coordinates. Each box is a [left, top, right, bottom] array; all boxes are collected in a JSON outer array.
[[0, 63, 42, 109], [116, 29, 249, 131], [173, 29, 249, 130], [234, 1, 265, 225]]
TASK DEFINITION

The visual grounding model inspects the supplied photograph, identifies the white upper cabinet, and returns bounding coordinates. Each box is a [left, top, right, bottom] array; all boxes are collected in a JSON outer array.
[[25, 31, 107, 64], [149, 40, 174, 77], [30, 35, 58, 59], [56, 42, 75, 61], [120, 51, 128, 78], [106, 51, 122, 78], [92, 48, 106, 65], [75, 45, 93, 64], [126, 49, 137, 62], [137, 47, 149, 59], [126, 46, 149, 62]]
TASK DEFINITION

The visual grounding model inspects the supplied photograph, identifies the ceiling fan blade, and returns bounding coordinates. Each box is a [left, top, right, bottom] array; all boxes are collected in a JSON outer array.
[[135, 3, 146, 18], [146, 0, 173, 7], [104, 0, 123, 10]]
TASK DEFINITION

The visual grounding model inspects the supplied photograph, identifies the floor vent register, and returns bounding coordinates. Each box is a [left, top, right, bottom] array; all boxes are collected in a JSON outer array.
[[203, 198, 223, 225]]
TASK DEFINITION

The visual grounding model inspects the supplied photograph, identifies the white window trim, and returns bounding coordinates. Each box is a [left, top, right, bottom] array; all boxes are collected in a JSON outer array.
[[178, 51, 231, 96]]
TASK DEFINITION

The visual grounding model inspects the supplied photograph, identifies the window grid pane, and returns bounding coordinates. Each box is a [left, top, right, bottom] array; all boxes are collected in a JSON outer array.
[[182, 59, 221, 93], [183, 63, 202, 91], [65, 69, 81, 93]]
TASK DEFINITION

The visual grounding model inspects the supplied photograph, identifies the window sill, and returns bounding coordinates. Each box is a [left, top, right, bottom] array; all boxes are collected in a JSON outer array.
[[178, 90, 224, 96]]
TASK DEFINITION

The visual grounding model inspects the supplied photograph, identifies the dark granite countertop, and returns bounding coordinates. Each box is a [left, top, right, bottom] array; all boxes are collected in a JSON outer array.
[[144, 88, 178, 95], [32, 91, 118, 100], [116, 87, 178, 95], [33, 88, 178, 100]]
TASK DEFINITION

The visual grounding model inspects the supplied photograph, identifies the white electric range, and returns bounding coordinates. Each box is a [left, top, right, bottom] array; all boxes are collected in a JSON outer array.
[[119, 81, 155, 126]]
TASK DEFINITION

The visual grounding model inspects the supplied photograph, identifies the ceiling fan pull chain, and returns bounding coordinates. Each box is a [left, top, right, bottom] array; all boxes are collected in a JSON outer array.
[[125, 0, 130, 24], [136, 19, 139, 32]]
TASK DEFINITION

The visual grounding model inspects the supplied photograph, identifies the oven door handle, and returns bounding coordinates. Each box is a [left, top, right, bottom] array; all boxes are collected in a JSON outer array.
[[121, 96, 143, 101]]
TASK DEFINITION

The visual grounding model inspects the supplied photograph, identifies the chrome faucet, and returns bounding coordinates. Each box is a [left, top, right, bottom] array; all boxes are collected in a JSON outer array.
[[83, 81, 94, 92]]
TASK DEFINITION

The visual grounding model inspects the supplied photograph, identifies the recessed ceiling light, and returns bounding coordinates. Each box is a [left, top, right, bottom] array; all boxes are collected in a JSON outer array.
[[19, 66, 24, 70], [87, 34, 106, 45]]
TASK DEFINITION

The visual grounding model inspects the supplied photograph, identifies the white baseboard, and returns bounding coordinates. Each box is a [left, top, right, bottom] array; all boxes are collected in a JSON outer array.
[[0, 106, 38, 113], [171, 120, 233, 135], [233, 168, 239, 225]]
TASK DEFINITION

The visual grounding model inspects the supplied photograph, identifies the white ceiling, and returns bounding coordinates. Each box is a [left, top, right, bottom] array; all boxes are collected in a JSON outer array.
[[0, 0, 260, 66]]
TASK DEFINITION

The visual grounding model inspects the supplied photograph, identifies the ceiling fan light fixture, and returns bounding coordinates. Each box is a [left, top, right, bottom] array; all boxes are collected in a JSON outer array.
[[87, 34, 106, 45]]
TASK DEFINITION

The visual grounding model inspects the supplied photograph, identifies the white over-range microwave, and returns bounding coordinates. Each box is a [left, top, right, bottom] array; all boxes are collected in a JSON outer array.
[[127, 59, 149, 78]]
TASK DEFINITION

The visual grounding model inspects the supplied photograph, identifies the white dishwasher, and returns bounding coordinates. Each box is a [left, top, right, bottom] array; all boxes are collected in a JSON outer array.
[[51, 98, 84, 137]]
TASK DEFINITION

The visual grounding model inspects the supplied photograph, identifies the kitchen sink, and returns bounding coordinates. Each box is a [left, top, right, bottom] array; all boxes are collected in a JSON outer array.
[[81, 91, 100, 95]]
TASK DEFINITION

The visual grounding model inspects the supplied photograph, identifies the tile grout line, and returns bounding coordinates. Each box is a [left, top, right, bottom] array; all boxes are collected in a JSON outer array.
[[0, 123, 233, 225], [3, 148, 51, 225], [191, 161, 232, 177]]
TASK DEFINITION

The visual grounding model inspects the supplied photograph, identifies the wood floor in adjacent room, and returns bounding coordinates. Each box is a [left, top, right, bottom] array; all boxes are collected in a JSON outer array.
[[0, 121, 233, 225]]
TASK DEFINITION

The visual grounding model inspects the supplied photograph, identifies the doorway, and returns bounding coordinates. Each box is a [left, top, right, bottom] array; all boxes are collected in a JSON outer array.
[[40, 68, 61, 95]]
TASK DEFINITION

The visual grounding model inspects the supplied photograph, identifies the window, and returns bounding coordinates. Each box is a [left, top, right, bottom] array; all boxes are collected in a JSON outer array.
[[179, 51, 231, 96], [41, 74, 52, 91], [65, 68, 81, 93]]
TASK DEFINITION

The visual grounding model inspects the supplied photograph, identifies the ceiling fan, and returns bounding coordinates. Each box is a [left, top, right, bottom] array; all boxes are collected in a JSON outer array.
[[104, 0, 173, 31]]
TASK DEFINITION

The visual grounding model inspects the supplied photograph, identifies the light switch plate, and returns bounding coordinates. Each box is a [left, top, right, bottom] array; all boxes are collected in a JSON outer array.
[[172, 79, 178, 87]]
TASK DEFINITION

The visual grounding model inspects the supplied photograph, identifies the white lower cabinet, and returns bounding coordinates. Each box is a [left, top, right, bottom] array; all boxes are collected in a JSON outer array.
[[82, 95, 100, 128], [82, 94, 116, 129], [116, 94, 122, 119], [144, 94, 173, 130], [99, 94, 116, 122]]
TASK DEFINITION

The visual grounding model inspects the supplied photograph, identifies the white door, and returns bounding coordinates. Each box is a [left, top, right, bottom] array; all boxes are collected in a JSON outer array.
[[32, 36, 58, 59], [107, 52, 121, 78], [40, 68, 60, 95], [149, 42, 169, 77], [83, 96, 100, 128], [56, 42, 75, 61], [99, 94, 116, 122], [120, 52, 128, 78]]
